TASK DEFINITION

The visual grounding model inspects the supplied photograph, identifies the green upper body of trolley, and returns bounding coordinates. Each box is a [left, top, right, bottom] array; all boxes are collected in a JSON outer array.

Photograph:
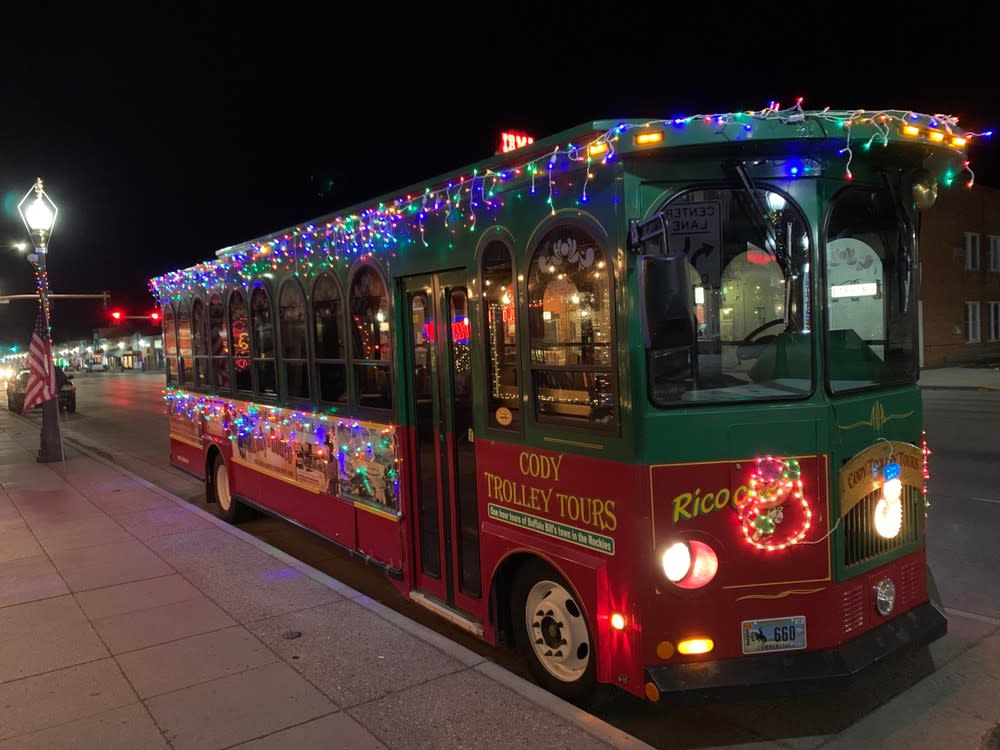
[[151, 107, 974, 574]]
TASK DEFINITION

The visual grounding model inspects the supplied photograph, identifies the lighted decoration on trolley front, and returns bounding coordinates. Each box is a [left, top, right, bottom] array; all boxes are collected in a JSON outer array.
[[874, 462, 903, 539], [735, 456, 813, 551]]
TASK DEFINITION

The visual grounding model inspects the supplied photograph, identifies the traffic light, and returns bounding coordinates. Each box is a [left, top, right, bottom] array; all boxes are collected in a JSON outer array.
[[150, 311, 161, 322], [110, 310, 123, 323]]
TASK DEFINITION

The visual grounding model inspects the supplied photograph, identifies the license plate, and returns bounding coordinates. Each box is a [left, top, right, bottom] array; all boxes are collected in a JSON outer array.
[[741, 616, 807, 654]]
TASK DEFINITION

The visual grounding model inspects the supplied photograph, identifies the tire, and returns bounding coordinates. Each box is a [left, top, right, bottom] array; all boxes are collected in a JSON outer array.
[[511, 559, 597, 702], [210, 454, 245, 523], [66, 399, 76, 414]]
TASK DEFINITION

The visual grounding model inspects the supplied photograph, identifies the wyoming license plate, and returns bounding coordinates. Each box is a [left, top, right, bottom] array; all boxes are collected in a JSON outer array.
[[741, 616, 807, 654]]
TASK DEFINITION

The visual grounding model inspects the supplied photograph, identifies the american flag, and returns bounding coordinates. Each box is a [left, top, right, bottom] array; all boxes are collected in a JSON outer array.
[[23, 303, 56, 413]]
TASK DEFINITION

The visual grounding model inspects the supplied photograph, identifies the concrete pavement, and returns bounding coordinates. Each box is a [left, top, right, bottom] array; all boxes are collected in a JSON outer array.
[[918, 364, 1000, 390], [0, 408, 649, 750]]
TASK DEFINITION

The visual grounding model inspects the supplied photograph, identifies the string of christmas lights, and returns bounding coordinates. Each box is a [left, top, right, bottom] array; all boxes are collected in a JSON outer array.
[[735, 455, 813, 552], [164, 388, 401, 509], [150, 102, 990, 302]]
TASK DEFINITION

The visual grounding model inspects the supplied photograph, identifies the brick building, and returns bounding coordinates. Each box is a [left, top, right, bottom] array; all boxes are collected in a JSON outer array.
[[919, 183, 1000, 367]]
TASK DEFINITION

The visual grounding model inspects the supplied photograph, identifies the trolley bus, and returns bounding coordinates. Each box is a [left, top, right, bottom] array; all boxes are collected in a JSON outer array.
[[151, 103, 978, 702]]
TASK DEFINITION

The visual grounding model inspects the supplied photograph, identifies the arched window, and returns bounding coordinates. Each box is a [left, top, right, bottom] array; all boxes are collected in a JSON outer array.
[[279, 280, 309, 400], [350, 265, 392, 410], [177, 300, 194, 388], [162, 303, 177, 385], [209, 293, 230, 391], [228, 290, 252, 392], [481, 241, 519, 429], [251, 286, 277, 397], [528, 225, 616, 425], [312, 273, 347, 404], [191, 299, 209, 387]]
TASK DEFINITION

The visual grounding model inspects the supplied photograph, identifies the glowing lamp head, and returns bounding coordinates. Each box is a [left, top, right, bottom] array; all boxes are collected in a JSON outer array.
[[111, 310, 123, 322], [661, 540, 718, 588], [662, 542, 691, 582], [24, 198, 55, 232], [610, 613, 627, 631]]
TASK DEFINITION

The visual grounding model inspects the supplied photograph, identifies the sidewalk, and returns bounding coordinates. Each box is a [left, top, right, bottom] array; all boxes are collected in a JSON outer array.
[[0, 409, 649, 750], [918, 364, 1000, 390]]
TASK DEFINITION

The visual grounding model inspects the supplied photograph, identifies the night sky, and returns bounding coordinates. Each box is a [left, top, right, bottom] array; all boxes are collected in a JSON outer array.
[[2, 11, 998, 346]]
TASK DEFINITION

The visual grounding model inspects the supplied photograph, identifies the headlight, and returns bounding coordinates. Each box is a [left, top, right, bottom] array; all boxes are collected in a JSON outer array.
[[662, 543, 691, 582], [661, 540, 719, 589]]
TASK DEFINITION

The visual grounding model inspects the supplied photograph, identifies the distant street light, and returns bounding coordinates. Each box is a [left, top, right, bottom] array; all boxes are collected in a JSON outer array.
[[17, 178, 64, 463]]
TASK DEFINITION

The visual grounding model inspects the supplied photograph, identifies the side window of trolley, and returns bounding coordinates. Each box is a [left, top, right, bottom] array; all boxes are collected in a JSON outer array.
[[642, 187, 812, 405], [527, 224, 616, 426], [824, 184, 914, 392], [481, 240, 520, 429], [228, 289, 253, 393], [279, 279, 310, 401], [177, 299, 194, 388], [162, 302, 178, 385], [349, 264, 393, 412], [251, 285, 277, 399], [313, 273, 347, 405], [208, 293, 230, 393], [191, 298, 209, 388]]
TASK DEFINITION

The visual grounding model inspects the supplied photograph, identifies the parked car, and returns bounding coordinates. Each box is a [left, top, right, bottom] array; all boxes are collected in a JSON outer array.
[[6, 367, 76, 413]]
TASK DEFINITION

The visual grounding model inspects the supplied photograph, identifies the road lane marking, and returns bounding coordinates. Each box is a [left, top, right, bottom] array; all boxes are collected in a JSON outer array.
[[945, 608, 1000, 626]]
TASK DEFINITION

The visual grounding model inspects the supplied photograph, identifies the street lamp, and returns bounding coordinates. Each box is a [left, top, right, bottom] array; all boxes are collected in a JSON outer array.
[[17, 178, 64, 463]]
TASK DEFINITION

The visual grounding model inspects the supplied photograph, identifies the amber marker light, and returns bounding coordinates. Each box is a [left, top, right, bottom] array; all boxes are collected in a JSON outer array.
[[588, 142, 609, 157], [677, 638, 714, 655], [928, 131, 946, 143], [610, 613, 627, 630], [901, 125, 921, 137], [635, 131, 664, 146], [951, 136, 967, 148]]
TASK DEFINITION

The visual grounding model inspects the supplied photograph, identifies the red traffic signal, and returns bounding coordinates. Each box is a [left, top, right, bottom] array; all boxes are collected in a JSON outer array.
[[110, 310, 123, 322], [150, 311, 161, 321]]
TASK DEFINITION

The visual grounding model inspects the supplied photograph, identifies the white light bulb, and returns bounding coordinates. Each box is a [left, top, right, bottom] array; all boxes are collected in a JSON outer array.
[[25, 198, 54, 231]]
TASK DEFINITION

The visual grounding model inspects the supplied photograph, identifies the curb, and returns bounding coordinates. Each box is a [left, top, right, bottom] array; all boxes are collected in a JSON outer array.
[[39, 428, 653, 750]]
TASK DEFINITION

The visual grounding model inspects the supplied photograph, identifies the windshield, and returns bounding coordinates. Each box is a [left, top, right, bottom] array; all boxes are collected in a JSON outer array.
[[823, 184, 916, 393], [642, 187, 812, 405]]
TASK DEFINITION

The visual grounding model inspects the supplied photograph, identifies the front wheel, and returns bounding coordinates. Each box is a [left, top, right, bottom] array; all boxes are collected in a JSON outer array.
[[511, 560, 597, 702], [210, 454, 245, 523]]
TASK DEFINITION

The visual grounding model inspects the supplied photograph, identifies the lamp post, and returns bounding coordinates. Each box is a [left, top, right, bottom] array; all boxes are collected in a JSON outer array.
[[17, 178, 64, 463]]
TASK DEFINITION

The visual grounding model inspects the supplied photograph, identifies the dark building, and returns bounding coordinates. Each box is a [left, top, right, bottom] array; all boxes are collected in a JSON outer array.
[[919, 183, 1000, 367]]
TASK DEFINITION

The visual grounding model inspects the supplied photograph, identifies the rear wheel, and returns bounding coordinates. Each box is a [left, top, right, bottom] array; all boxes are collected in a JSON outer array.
[[210, 454, 244, 523], [511, 559, 596, 702]]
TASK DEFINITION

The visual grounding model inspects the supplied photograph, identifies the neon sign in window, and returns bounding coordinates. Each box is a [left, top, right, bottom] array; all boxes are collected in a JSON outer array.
[[422, 318, 471, 344]]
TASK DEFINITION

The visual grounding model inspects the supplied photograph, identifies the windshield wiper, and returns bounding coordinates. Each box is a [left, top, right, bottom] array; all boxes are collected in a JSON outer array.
[[725, 161, 788, 277]]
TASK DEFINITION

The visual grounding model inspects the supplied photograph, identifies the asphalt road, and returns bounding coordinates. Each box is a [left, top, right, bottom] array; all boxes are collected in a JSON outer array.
[[13, 371, 1000, 748]]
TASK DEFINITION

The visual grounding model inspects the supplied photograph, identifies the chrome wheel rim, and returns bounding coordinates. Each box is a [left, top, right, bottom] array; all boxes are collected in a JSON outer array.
[[525, 578, 590, 682], [214, 461, 232, 512]]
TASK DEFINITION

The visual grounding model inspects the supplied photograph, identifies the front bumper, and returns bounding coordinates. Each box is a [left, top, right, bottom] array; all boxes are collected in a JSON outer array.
[[645, 601, 947, 695]]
